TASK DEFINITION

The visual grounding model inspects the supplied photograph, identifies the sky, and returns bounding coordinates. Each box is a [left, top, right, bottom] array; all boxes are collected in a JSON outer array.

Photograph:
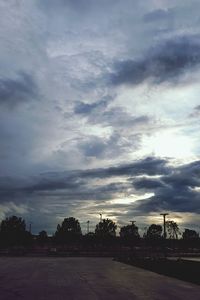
[[0, 0, 200, 235]]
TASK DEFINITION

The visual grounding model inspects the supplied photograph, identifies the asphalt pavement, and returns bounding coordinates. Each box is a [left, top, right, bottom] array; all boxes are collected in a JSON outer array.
[[0, 257, 199, 300]]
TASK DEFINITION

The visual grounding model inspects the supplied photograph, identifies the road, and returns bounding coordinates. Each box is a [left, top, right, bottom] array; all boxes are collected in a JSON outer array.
[[0, 257, 199, 300]]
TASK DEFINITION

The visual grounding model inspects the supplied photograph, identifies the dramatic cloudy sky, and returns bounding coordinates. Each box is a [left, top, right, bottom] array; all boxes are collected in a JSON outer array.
[[1, 0, 200, 234]]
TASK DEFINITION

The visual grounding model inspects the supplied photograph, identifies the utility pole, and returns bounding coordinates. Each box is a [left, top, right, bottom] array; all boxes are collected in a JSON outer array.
[[160, 213, 169, 239], [129, 220, 136, 225], [87, 220, 90, 234]]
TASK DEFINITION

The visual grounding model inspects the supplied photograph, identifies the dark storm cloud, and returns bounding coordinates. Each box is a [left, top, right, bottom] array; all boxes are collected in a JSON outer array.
[[111, 35, 200, 86], [0, 176, 129, 204], [35, 157, 168, 189], [179, 159, 200, 176], [133, 177, 164, 190], [43, 156, 168, 191], [133, 160, 200, 214], [26, 177, 84, 192], [135, 186, 200, 214], [81, 157, 169, 178], [0, 72, 37, 107], [162, 173, 199, 188], [1, 157, 200, 231], [0, 157, 169, 197]]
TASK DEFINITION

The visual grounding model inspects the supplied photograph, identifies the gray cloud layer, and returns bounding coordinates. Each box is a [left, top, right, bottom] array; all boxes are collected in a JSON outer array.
[[133, 160, 200, 214], [0, 157, 199, 232], [0, 72, 37, 108], [111, 35, 200, 86]]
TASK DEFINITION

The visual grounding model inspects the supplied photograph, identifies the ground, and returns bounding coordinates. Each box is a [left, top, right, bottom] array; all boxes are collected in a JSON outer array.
[[0, 257, 199, 299]]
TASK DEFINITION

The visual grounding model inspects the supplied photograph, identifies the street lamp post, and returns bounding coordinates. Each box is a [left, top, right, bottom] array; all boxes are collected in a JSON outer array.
[[99, 213, 102, 222], [29, 222, 32, 234], [87, 220, 90, 234]]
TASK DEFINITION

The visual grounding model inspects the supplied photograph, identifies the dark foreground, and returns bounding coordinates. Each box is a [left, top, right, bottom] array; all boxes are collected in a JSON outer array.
[[0, 257, 199, 300], [116, 256, 200, 285]]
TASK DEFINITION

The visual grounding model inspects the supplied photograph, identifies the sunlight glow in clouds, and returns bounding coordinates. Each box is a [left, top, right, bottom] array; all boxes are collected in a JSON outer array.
[[144, 131, 193, 159], [110, 193, 155, 205]]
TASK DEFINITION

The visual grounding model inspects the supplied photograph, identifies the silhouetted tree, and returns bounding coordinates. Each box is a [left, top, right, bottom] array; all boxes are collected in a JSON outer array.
[[0, 215, 31, 247], [120, 223, 140, 240], [54, 217, 82, 244], [95, 219, 117, 238], [166, 220, 180, 239], [82, 232, 96, 249], [37, 230, 48, 245], [1, 215, 25, 232], [182, 229, 199, 240], [146, 224, 162, 240]]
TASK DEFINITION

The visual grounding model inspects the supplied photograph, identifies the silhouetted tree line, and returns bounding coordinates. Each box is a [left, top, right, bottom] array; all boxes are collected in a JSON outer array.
[[0, 216, 32, 248], [0, 215, 199, 251]]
